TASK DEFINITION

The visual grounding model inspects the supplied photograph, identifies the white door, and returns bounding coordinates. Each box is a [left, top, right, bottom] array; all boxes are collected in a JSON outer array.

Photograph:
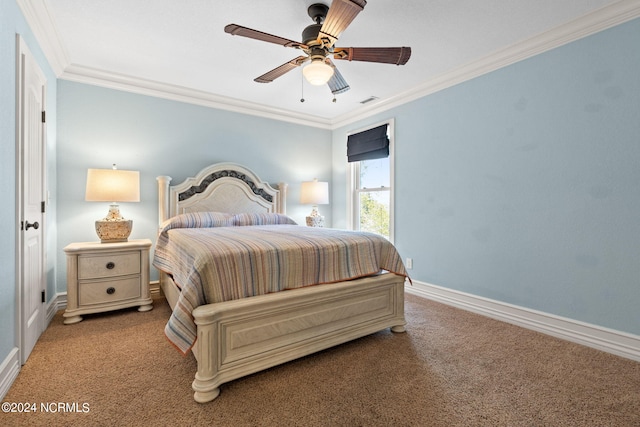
[[17, 36, 46, 364]]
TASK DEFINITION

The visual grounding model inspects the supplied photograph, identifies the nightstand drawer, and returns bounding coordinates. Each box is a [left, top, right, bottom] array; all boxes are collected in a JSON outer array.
[[78, 252, 140, 279], [79, 277, 141, 306]]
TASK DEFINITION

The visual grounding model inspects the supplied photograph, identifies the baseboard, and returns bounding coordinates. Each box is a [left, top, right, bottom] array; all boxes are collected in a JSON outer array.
[[406, 280, 640, 362], [46, 293, 67, 326], [0, 348, 20, 401]]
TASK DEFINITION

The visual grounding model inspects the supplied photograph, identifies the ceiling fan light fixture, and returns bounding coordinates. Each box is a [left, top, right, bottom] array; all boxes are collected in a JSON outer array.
[[303, 59, 334, 85]]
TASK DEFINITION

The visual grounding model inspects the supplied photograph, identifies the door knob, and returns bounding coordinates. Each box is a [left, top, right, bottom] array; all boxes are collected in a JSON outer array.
[[25, 221, 39, 230]]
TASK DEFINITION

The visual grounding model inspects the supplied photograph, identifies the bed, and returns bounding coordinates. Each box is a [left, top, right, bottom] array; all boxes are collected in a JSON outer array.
[[154, 162, 408, 403]]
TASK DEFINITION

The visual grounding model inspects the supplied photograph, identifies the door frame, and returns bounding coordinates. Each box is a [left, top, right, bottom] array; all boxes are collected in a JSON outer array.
[[15, 34, 47, 365]]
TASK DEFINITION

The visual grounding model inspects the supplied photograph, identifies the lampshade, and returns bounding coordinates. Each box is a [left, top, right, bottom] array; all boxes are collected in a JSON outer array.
[[85, 168, 140, 202], [86, 165, 140, 243], [300, 179, 329, 205], [302, 59, 334, 86]]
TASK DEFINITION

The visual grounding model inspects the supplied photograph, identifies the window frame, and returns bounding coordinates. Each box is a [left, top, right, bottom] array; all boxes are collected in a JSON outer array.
[[347, 118, 395, 243]]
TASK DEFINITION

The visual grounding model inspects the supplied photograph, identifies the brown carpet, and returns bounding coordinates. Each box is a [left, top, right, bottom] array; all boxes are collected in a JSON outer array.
[[3, 293, 639, 427]]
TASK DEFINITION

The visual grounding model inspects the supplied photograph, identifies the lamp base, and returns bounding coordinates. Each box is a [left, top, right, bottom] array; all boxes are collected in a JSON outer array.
[[306, 205, 325, 227], [306, 215, 324, 227], [95, 219, 133, 243]]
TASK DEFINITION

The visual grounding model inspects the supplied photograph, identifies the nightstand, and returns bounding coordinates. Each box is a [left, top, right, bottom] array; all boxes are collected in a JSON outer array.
[[63, 239, 153, 324]]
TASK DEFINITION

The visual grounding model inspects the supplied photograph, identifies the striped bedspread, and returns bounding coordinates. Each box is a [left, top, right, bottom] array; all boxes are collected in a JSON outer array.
[[153, 213, 408, 354]]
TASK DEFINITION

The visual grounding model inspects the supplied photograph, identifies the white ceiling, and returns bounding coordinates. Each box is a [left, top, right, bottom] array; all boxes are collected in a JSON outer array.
[[21, 0, 636, 127]]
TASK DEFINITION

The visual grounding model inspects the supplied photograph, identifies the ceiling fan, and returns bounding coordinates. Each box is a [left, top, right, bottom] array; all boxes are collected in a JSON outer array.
[[224, 0, 411, 95]]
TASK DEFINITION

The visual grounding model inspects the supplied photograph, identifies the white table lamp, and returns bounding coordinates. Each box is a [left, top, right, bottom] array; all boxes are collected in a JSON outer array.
[[300, 178, 329, 227], [85, 164, 140, 242]]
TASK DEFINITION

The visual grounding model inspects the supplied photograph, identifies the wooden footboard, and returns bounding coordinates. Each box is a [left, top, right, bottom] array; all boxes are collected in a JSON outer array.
[[191, 273, 406, 403]]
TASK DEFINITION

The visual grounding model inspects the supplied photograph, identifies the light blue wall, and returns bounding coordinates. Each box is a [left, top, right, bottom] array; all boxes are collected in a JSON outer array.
[[56, 81, 332, 287], [333, 18, 640, 335], [1, 1, 57, 363]]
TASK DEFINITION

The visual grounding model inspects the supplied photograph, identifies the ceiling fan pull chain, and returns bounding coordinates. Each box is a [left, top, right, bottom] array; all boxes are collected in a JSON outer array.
[[300, 71, 305, 103]]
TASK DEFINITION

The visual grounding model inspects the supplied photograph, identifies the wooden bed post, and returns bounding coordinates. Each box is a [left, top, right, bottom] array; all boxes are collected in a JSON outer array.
[[192, 320, 220, 403], [277, 182, 287, 214], [157, 175, 172, 226]]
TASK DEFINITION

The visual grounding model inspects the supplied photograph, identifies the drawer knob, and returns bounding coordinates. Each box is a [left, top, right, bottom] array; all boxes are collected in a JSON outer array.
[[106, 287, 116, 295], [106, 262, 115, 269]]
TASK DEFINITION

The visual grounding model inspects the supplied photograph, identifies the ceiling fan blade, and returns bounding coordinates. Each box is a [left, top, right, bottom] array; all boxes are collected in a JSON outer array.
[[225, 24, 307, 49], [254, 56, 308, 83], [318, 0, 367, 47], [333, 47, 411, 65], [326, 60, 350, 94]]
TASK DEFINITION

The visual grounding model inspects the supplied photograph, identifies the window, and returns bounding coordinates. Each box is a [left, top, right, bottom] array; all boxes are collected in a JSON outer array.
[[347, 120, 394, 242]]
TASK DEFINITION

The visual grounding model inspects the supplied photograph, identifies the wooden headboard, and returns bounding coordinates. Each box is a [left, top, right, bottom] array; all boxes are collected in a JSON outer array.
[[157, 162, 287, 226]]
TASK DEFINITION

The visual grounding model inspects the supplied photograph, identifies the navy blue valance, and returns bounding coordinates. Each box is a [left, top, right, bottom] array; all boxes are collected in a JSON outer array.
[[347, 124, 389, 162]]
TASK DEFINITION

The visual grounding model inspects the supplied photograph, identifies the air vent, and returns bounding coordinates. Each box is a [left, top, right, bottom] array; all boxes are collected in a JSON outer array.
[[359, 96, 379, 105]]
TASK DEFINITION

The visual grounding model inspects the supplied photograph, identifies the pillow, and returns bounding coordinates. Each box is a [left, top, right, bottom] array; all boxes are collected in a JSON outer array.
[[232, 213, 297, 226], [159, 211, 234, 234]]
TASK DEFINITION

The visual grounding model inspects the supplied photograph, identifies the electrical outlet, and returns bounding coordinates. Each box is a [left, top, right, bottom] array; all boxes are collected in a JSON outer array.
[[406, 257, 413, 269]]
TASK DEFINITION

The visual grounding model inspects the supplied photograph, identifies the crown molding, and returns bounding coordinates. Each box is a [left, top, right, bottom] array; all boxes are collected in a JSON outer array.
[[17, 0, 69, 75], [17, 0, 332, 128], [331, 0, 640, 129], [60, 64, 333, 129], [19, 0, 640, 130]]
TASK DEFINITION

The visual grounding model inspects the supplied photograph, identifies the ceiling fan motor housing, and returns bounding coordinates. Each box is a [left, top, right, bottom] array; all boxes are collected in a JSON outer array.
[[303, 4, 329, 45], [307, 3, 329, 23], [302, 23, 323, 45]]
